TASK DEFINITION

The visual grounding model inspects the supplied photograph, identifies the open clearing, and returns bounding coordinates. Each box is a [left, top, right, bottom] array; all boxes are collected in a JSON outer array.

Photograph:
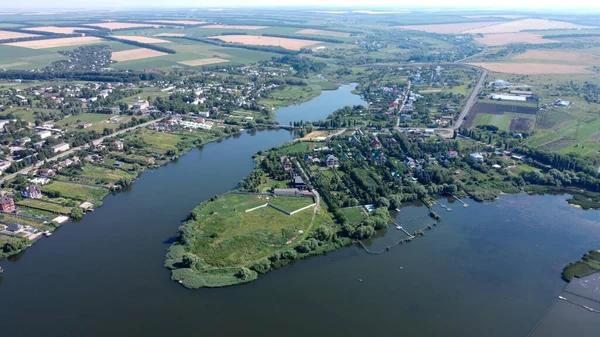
[[179, 58, 229, 66], [512, 50, 600, 64], [23, 26, 94, 34], [210, 35, 320, 50], [464, 19, 597, 34], [0, 30, 39, 39], [111, 48, 168, 62], [394, 21, 504, 34], [84, 22, 159, 30], [4, 36, 103, 49], [296, 29, 351, 37], [200, 25, 268, 30], [147, 20, 206, 25], [475, 32, 558, 46], [155, 33, 186, 37], [468, 62, 594, 75], [472, 112, 535, 131], [115, 36, 171, 44]]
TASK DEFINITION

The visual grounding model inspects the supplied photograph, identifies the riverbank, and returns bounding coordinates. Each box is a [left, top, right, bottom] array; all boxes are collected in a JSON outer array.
[[562, 250, 600, 282]]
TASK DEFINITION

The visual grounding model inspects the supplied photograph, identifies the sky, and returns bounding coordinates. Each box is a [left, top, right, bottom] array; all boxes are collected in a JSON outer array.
[[4, 0, 600, 10]]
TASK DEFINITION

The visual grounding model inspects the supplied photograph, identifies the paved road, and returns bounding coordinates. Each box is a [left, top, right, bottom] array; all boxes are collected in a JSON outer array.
[[395, 80, 412, 128], [0, 119, 158, 184]]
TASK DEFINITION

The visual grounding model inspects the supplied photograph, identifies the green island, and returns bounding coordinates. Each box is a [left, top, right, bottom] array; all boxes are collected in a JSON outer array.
[[562, 250, 600, 282]]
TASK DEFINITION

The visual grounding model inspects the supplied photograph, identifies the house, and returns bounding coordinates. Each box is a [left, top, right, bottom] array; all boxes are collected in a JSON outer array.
[[292, 175, 307, 190], [424, 129, 435, 135], [0, 196, 15, 212], [197, 111, 210, 118], [280, 156, 293, 172], [110, 107, 121, 114], [50, 143, 70, 153], [38, 168, 56, 177], [6, 223, 23, 232], [447, 150, 458, 158], [22, 185, 42, 199], [348, 135, 360, 144], [79, 122, 92, 129], [133, 100, 150, 110], [469, 153, 484, 162], [114, 161, 125, 167], [371, 136, 382, 149], [15, 137, 31, 146], [372, 151, 387, 165], [112, 140, 124, 152], [37, 130, 52, 140], [325, 154, 339, 168]]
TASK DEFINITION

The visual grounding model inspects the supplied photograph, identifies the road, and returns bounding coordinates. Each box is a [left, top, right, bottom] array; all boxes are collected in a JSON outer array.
[[395, 80, 412, 128], [0, 119, 159, 184]]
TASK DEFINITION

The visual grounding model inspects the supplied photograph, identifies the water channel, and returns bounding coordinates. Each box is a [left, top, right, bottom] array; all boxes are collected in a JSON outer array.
[[0, 85, 599, 337]]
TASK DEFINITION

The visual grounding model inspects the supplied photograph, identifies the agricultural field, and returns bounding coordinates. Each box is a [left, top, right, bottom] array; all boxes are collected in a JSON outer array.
[[394, 21, 504, 34], [296, 29, 351, 37], [0, 30, 39, 39], [463, 19, 598, 34], [84, 22, 159, 30], [23, 26, 95, 34], [199, 25, 268, 30], [4, 36, 104, 49], [155, 33, 186, 37], [511, 50, 600, 65], [113, 36, 171, 44], [178, 58, 228, 66], [146, 20, 207, 25], [474, 33, 558, 46], [111, 48, 168, 62], [209, 35, 321, 50], [41, 181, 109, 202], [472, 112, 535, 131]]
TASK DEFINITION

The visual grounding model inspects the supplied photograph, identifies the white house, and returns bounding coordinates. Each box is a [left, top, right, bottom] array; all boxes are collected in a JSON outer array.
[[133, 100, 150, 110], [469, 153, 484, 162], [50, 143, 70, 153], [37, 130, 52, 140], [197, 111, 210, 118]]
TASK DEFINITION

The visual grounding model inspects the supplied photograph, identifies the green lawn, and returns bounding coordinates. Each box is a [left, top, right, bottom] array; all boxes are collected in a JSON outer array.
[[80, 164, 133, 181], [41, 181, 109, 201], [136, 130, 184, 153], [16, 199, 72, 214], [268, 195, 314, 212], [185, 192, 315, 268], [55, 113, 112, 129], [341, 206, 365, 225]]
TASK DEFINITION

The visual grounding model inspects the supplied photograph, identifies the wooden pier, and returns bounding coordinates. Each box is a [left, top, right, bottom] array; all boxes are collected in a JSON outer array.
[[452, 195, 469, 207]]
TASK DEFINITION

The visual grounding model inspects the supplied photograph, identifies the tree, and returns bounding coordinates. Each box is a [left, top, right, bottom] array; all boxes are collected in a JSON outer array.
[[70, 207, 83, 220], [313, 226, 334, 242], [236, 267, 254, 280], [377, 197, 390, 209]]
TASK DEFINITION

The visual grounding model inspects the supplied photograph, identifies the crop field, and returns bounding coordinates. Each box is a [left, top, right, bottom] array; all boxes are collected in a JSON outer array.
[[4, 36, 104, 49], [465, 102, 537, 129], [23, 26, 95, 34], [41, 181, 109, 202], [16, 199, 72, 214], [111, 48, 168, 61], [394, 21, 504, 34], [296, 29, 351, 37], [210, 35, 321, 50], [146, 20, 206, 25], [185, 193, 315, 267], [84, 22, 159, 30], [468, 62, 594, 75], [0, 30, 39, 39], [463, 15, 525, 19], [475, 32, 558, 46], [179, 57, 229, 66], [463, 19, 597, 34], [155, 33, 186, 37], [200, 25, 268, 30], [512, 50, 600, 64], [473, 112, 535, 131], [114, 36, 171, 44]]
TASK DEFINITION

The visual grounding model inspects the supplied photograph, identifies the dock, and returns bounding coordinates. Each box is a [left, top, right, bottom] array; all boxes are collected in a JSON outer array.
[[452, 195, 469, 207], [392, 220, 414, 238], [431, 198, 452, 211]]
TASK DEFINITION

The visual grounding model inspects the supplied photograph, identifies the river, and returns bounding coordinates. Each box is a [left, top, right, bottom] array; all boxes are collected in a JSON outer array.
[[0, 85, 599, 337]]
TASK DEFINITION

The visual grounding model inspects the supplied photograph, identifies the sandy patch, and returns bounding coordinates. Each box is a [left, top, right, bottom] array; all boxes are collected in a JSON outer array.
[[179, 58, 229, 66], [200, 25, 268, 30], [210, 35, 320, 50], [0, 30, 39, 40], [111, 48, 168, 62], [4, 36, 104, 49], [463, 15, 525, 19], [155, 33, 186, 37], [147, 20, 206, 25], [84, 22, 159, 30], [296, 29, 351, 37], [394, 21, 504, 34], [512, 50, 600, 64], [116, 35, 171, 44], [468, 62, 594, 75], [464, 19, 597, 34], [475, 32, 558, 46], [23, 26, 95, 34]]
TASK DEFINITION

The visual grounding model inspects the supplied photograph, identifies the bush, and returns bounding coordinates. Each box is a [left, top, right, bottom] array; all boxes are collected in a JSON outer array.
[[251, 259, 272, 274], [70, 207, 84, 220]]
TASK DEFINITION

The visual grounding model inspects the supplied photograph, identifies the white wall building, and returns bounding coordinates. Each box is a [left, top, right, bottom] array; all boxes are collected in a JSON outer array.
[[37, 130, 52, 140], [50, 143, 70, 153]]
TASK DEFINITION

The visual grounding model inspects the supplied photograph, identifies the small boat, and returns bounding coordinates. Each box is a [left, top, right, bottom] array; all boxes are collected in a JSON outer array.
[[44, 231, 52, 237]]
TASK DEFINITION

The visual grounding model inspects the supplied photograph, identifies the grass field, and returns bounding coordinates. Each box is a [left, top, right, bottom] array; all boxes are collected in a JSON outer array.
[[55, 113, 112, 130], [41, 181, 109, 201], [81, 164, 133, 182], [0, 212, 47, 228], [0, 45, 66, 69], [473, 112, 535, 131], [16, 199, 72, 214], [186, 193, 316, 267], [269, 196, 314, 212], [341, 206, 365, 225], [136, 130, 184, 153], [0, 107, 59, 122]]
